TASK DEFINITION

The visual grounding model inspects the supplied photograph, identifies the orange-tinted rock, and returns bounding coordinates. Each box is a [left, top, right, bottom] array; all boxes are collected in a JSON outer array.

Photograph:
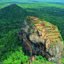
[[19, 16, 63, 63]]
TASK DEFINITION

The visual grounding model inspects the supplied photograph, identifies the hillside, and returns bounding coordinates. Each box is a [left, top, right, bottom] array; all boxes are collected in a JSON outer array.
[[18, 2, 64, 8], [18, 3, 64, 40], [0, 4, 27, 38], [0, 3, 64, 64]]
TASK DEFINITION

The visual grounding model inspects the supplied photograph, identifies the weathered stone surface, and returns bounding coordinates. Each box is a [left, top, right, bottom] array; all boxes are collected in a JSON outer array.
[[18, 16, 63, 63]]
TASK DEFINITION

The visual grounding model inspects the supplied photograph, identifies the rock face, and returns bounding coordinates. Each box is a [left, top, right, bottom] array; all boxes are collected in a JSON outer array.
[[18, 16, 63, 63]]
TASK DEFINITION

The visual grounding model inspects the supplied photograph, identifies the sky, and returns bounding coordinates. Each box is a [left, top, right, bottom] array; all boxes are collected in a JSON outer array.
[[0, 0, 64, 3]]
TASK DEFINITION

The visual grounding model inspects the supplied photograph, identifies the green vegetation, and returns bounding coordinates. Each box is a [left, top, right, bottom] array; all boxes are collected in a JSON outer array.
[[0, 29, 55, 64], [0, 4, 27, 38], [18, 2, 64, 8], [0, 3, 10, 9], [0, 2, 64, 64], [18, 3, 64, 40]]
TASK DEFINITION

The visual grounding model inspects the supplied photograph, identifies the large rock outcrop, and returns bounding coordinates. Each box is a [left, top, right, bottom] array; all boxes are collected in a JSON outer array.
[[18, 16, 63, 64]]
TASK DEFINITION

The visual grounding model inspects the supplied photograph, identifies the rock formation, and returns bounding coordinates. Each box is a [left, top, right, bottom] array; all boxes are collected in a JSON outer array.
[[18, 16, 63, 64]]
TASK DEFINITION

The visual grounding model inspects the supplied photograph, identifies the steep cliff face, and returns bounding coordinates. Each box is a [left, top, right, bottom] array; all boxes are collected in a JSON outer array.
[[19, 16, 63, 63]]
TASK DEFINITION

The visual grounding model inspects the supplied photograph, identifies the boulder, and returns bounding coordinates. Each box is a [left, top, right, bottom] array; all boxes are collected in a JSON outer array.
[[18, 16, 63, 64]]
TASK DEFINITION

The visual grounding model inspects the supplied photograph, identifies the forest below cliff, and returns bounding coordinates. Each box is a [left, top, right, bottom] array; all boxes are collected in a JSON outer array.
[[0, 2, 64, 64]]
